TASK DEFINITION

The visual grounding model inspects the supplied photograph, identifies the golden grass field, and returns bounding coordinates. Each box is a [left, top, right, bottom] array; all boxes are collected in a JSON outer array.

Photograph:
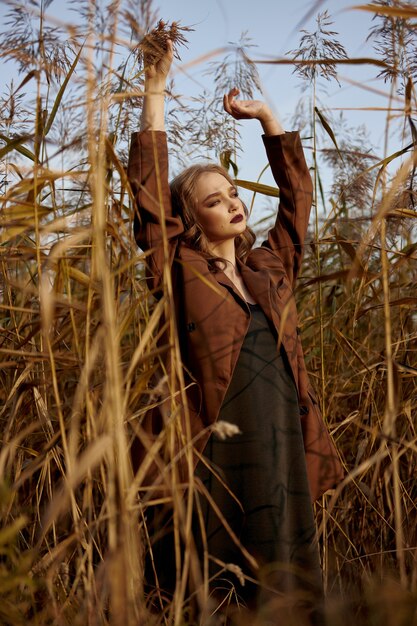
[[0, 1, 416, 624]]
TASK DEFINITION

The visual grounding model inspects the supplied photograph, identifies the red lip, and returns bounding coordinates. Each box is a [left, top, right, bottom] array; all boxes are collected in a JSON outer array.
[[230, 214, 244, 224]]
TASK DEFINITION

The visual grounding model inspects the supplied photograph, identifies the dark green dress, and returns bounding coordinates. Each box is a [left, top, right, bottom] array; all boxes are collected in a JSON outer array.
[[196, 303, 323, 610]]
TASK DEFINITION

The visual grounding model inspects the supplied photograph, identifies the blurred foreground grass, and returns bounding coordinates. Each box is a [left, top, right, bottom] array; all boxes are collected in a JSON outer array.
[[0, 0, 416, 624]]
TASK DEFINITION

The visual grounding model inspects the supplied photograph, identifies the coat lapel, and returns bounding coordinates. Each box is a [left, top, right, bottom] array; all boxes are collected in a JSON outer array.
[[214, 262, 299, 389], [214, 263, 272, 311], [239, 262, 275, 324], [240, 263, 300, 390]]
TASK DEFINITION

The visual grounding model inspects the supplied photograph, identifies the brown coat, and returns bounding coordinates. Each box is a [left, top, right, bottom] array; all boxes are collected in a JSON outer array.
[[128, 129, 344, 501]]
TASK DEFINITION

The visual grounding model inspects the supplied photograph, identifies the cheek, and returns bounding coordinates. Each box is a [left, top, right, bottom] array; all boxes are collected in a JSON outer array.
[[203, 215, 225, 238], [196, 210, 223, 234]]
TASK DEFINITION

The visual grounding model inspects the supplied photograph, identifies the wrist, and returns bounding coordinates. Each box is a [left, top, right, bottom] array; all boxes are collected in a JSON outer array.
[[256, 103, 272, 123], [145, 78, 167, 95], [140, 110, 165, 132], [260, 113, 284, 136]]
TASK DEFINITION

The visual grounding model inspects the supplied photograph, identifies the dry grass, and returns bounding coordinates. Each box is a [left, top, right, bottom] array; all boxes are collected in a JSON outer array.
[[0, 0, 416, 624]]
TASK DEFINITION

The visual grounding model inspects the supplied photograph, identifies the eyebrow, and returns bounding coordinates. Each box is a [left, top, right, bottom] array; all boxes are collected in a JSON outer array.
[[202, 186, 236, 203]]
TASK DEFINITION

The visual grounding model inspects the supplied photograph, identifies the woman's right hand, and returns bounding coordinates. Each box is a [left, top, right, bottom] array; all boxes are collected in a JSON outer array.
[[143, 20, 174, 87], [145, 38, 173, 86], [140, 25, 173, 131]]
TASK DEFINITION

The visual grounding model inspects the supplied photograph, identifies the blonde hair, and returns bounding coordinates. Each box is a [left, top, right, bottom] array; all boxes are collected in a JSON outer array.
[[170, 163, 255, 270]]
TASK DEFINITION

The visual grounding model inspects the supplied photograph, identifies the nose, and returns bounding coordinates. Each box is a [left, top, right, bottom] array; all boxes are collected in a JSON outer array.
[[228, 198, 239, 212]]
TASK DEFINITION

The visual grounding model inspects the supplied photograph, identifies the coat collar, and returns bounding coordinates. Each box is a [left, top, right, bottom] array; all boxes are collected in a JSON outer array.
[[211, 258, 299, 390], [239, 262, 273, 315], [214, 259, 272, 315]]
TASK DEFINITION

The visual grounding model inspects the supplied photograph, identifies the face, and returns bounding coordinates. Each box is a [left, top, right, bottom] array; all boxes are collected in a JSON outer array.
[[193, 172, 246, 244]]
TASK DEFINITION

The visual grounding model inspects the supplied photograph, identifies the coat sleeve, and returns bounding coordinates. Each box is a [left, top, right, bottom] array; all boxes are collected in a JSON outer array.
[[260, 131, 313, 288], [127, 130, 184, 292]]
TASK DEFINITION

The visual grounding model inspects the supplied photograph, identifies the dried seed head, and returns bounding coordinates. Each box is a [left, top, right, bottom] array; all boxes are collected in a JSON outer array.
[[211, 420, 242, 441], [136, 19, 193, 67], [225, 563, 245, 586], [287, 10, 348, 85]]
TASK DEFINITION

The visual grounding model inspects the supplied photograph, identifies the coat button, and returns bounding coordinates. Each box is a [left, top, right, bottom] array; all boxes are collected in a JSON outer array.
[[186, 322, 196, 332]]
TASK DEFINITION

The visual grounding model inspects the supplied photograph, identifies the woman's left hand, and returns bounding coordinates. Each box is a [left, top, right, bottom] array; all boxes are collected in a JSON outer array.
[[223, 88, 285, 136], [223, 87, 267, 121]]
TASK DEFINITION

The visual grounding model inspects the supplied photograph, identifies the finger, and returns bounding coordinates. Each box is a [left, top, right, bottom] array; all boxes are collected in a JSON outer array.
[[228, 87, 239, 109], [230, 97, 245, 109], [166, 38, 174, 59], [230, 99, 247, 116], [225, 87, 239, 111], [228, 87, 240, 98], [223, 92, 234, 114]]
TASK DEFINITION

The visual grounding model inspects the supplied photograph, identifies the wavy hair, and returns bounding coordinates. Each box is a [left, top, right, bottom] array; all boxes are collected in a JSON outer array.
[[169, 163, 256, 270]]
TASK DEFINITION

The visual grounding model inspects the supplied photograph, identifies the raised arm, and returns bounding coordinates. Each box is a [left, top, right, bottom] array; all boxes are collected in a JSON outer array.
[[128, 36, 183, 291], [261, 132, 313, 286], [140, 38, 173, 131], [223, 88, 312, 286]]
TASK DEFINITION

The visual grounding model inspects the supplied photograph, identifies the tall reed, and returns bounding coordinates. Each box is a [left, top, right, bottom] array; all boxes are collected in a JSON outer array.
[[0, 1, 416, 624]]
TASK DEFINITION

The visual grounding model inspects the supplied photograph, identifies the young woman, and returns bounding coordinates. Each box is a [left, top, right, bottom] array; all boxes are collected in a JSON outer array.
[[128, 37, 343, 621]]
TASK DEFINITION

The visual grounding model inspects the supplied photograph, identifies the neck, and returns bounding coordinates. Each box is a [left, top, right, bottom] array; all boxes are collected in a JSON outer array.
[[207, 238, 236, 266]]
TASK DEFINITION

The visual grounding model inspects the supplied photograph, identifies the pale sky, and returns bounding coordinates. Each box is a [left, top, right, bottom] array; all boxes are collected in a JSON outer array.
[[0, 0, 407, 205]]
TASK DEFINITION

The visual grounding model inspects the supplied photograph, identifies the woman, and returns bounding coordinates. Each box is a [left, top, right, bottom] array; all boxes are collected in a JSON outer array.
[[128, 37, 343, 621]]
